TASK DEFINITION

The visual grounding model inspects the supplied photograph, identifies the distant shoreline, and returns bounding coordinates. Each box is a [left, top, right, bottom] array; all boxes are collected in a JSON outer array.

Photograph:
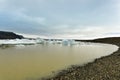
[[46, 37, 120, 80]]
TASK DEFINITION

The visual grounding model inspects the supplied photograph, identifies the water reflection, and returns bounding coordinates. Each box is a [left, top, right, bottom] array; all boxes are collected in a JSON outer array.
[[0, 43, 118, 80]]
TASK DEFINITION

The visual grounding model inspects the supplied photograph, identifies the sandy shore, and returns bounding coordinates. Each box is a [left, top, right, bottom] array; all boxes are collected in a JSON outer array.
[[45, 37, 120, 80]]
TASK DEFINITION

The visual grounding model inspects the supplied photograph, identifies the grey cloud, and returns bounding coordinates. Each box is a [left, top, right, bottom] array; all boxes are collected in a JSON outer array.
[[0, 0, 120, 38]]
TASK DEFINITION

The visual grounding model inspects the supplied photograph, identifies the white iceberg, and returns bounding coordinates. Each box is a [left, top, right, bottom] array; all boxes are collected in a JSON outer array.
[[0, 39, 36, 45], [35, 38, 45, 44], [62, 39, 76, 46]]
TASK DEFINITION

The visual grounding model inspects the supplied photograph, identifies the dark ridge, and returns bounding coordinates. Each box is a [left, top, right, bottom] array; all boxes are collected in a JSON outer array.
[[0, 31, 24, 39], [75, 37, 120, 46]]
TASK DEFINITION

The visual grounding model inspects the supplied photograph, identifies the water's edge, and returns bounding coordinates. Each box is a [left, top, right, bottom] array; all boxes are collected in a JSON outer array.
[[44, 43, 119, 80]]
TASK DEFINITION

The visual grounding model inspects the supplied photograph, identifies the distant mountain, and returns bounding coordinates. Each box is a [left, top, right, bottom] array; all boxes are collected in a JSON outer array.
[[0, 31, 24, 39]]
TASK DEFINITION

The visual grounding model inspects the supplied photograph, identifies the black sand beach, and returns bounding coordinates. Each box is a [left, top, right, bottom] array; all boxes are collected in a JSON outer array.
[[45, 37, 120, 80]]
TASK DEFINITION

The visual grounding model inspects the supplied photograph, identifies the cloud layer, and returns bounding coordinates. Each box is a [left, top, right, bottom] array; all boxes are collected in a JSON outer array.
[[0, 0, 120, 39]]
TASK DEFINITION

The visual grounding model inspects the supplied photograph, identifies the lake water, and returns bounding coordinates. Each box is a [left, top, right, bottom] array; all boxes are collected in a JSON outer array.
[[0, 43, 118, 80]]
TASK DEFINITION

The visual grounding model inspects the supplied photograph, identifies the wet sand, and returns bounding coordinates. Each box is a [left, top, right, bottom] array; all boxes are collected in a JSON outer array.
[[46, 37, 120, 80]]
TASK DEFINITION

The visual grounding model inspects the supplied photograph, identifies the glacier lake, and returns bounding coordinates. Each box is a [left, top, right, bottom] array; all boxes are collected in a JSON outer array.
[[0, 42, 118, 80]]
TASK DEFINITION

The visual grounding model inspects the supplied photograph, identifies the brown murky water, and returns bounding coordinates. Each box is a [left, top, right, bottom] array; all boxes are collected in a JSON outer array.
[[0, 43, 118, 80]]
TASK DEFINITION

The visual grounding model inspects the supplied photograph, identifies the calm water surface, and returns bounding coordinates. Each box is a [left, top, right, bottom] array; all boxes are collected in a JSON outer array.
[[0, 43, 118, 80]]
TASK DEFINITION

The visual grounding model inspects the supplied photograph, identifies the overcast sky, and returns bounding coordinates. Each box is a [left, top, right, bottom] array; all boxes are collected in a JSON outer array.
[[0, 0, 120, 39]]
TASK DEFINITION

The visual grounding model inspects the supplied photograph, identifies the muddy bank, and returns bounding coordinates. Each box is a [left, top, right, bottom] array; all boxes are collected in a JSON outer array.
[[45, 37, 120, 80]]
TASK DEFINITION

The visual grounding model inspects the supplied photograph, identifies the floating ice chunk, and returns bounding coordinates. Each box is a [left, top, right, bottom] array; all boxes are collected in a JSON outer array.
[[35, 38, 45, 44], [0, 39, 36, 45], [69, 39, 76, 45], [62, 39, 69, 45], [56, 40, 62, 44], [62, 39, 76, 46], [48, 39, 55, 44]]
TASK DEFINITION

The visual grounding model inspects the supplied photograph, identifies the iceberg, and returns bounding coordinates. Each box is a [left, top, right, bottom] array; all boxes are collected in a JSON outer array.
[[45, 39, 62, 44], [0, 39, 36, 45], [62, 39, 76, 46], [35, 38, 45, 44]]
